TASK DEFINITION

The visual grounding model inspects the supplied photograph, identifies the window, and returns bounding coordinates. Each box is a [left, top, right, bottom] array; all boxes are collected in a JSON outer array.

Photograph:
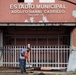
[[18, 0, 33, 3], [18, 0, 24, 2], [18, 0, 55, 3]]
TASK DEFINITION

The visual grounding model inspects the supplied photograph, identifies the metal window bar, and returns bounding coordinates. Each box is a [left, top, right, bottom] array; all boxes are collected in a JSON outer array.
[[0, 45, 70, 69]]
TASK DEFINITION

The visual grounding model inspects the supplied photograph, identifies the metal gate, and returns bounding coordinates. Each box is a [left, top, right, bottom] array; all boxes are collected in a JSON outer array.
[[2, 45, 70, 69]]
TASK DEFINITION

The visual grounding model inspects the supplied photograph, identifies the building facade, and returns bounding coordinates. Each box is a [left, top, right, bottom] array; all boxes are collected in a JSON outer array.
[[0, 0, 76, 70]]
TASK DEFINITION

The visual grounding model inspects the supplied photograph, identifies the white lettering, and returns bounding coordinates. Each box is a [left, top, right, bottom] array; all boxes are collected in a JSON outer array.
[[36, 4, 66, 9], [10, 4, 13, 9], [10, 4, 35, 9], [11, 10, 42, 14], [44, 10, 65, 14], [10, 4, 66, 9], [13, 4, 18, 9], [10, 4, 66, 14]]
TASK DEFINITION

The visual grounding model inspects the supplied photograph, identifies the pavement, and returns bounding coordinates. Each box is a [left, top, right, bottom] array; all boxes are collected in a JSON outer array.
[[0, 68, 76, 75]]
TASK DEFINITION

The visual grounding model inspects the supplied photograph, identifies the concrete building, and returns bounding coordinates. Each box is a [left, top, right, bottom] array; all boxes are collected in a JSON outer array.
[[0, 0, 76, 71]]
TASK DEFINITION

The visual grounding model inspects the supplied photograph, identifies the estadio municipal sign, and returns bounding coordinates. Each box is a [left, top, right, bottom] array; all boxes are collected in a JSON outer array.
[[10, 4, 66, 14], [0, 0, 76, 22]]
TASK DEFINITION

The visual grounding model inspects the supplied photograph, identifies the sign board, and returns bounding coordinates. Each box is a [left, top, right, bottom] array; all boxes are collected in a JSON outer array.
[[0, 0, 76, 23]]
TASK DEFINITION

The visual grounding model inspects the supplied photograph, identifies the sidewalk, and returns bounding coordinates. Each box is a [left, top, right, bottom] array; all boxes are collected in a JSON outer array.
[[0, 68, 76, 75]]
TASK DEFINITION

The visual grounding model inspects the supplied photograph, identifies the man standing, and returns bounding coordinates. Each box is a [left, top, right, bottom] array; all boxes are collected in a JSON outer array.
[[19, 47, 31, 74]]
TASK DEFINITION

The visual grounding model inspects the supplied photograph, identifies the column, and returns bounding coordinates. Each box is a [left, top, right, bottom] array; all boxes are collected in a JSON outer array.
[[72, 27, 76, 46], [67, 27, 76, 72]]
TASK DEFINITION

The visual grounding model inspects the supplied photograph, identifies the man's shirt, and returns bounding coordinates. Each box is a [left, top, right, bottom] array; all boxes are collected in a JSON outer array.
[[19, 48, 27, 59]]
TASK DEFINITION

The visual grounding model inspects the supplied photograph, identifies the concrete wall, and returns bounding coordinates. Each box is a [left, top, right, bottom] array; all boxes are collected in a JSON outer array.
[[0, 0, 76, 22], [67, 27, 76, 72]]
